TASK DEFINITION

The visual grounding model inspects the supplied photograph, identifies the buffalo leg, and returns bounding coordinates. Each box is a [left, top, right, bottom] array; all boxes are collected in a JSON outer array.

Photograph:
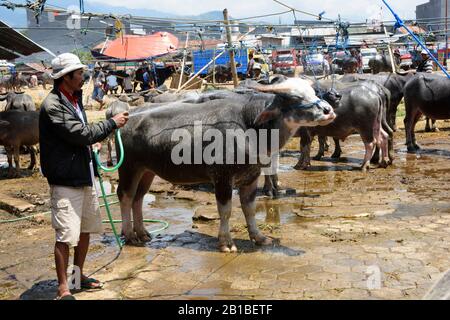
[[239, 178, 272, 247], [12, 145, 20, 177], [404, 107, 422, 152], [6, 146, 15, 178], [107, 135, 114, 167], [378, 128, 390, 168], [28, 145, 37, 170], [361, 140, 375, 172], [425, 118, 439, 132], [117, 167, 144, 245], [294, 132, 312, 170], [331, 138, 342, 159], [132, 171, 155, 243], [263, 174, 279, 198], [214, 178, 235, 253], [371, 146, 380, 164], [313, 136, 326, 161]]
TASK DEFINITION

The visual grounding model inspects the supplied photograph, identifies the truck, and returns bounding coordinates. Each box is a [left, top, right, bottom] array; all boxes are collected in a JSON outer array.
[[271, 49, 300, 76], [192, 48, 249, 77]]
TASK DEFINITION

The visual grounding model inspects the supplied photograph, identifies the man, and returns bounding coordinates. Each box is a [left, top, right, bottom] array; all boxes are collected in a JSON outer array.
[[39, 53, 129, 300], [247, 53, 255, 79], [417, 49, 434, 73], [92, 65, 106, 110], [106, 71, 118, 94], [123, 69, 133, 94]]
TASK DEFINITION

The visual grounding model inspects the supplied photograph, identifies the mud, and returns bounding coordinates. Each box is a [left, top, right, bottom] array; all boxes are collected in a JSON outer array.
[[1, 111, 450, 300]]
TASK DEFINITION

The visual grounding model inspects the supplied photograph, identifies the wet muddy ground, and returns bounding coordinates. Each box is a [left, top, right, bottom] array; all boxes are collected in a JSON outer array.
[[1, 114, 450, 300]]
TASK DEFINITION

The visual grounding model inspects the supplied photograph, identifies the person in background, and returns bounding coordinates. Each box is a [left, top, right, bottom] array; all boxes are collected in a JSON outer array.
[[92, 65, 105, 110], [417, 49, 434, 73], [106, 71, 118, 94], [123, 69, 133, 94], [247, 53, 255, 79]]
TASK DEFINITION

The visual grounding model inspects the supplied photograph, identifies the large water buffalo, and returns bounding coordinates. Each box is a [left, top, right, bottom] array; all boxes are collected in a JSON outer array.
[[0, 110, 39, 177], [368, 55, 395, 74], [295, 84, 391, 171], [0, 92, 35, 111], [115, 78, 336, 251], [403, 73, 450, 152], [311, 78, 394, 165], [341, 71, 415, 131]]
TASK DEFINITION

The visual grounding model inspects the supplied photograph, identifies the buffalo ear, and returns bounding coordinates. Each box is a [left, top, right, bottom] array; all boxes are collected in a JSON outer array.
[[254, 109, 281, 126]]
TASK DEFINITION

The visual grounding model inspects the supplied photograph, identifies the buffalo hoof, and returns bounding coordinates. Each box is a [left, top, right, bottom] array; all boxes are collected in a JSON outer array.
[[312, 154, 323, 161], [379, 159, 389, 168], [331, 152, 341, 159], [263, 187, 278, 199], [293, 161, 309, 170], [122, 232, 141, 246], [361, 162, 370, 172], [251, 234, 273, 246], [136, 231, 152, 243], [219, 243, 237, 253], [407, 144, 421, 153]]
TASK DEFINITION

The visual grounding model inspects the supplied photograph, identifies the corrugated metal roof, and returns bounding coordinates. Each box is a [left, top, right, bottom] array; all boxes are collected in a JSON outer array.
[[0, 20, 47, 58], [0, 47, 19, 60]]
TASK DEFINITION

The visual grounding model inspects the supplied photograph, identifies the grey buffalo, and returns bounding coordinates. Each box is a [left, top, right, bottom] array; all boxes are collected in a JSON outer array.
[[341, 71, 415, 131], [0, 110, 39, 177], [296, 84, 391, 171], [0, 92, 36, 111], [114, 78, 336, 252], [403, 73, 450, 152]]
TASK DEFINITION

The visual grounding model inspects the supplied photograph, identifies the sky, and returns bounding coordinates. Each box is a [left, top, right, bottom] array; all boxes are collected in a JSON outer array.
[[87, 0, 428, 22], [0, 0, 431, 26]]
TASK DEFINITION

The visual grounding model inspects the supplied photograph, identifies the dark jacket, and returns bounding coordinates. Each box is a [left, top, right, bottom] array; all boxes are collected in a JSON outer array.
[[39, 88, 117, 187]]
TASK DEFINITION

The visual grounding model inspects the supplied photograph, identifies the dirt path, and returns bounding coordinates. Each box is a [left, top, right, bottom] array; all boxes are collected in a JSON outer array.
[[1, 114, 450, 300]]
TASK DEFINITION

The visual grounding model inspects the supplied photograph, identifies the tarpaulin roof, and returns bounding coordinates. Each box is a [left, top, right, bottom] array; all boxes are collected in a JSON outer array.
[[0, 20, 48, 59], [98, 32, 179, 60]]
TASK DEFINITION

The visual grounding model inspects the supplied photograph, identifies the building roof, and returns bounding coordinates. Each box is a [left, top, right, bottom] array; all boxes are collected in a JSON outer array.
[[0, 20, 47, 59]]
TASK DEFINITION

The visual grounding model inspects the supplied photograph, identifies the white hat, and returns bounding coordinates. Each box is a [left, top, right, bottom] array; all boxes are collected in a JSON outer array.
[[253, 63, 262, 70], [51, 53, 87, 79], [421, 49, 429, 55]]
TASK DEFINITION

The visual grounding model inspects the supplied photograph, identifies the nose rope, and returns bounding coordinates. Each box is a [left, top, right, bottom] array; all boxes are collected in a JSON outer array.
[[294, 99, 323, 110]]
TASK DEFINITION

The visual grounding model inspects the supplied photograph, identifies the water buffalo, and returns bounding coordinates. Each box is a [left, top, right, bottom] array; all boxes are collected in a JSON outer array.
[[115, 78, 336, 251], [311, 79, 394, 165], [0, 92, 36, 111], [0, 110, 39, 177], [333, 56, 358, 74], [368, 55, 394, 74], [341, 71, 415, 131], [295, 84, 391, 171], [403, 73, 450, 152]]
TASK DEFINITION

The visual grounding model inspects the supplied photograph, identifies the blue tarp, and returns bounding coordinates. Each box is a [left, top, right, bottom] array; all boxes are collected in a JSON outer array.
[[193, 49, 249, 75]]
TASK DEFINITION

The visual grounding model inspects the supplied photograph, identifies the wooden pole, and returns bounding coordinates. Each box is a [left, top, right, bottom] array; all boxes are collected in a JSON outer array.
[[223, 8, 239, 87], [383, 24, 396, 73], [213, 47, 216, 84], [178, 32, 190, 90]]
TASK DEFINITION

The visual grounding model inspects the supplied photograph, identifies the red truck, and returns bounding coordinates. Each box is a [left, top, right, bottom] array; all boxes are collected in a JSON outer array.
[[272, 49, 300, 76]]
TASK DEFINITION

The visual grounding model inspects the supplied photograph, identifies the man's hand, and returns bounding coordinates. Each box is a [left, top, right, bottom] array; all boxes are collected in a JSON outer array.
[[112, 112, 129, 128], [92, 143, 102, 152]]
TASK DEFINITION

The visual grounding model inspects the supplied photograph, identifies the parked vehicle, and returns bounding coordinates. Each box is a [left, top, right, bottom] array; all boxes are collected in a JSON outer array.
[[361, 48, 378, 73], [303, 53, 330, 76], [272, 49, 299, 75]]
